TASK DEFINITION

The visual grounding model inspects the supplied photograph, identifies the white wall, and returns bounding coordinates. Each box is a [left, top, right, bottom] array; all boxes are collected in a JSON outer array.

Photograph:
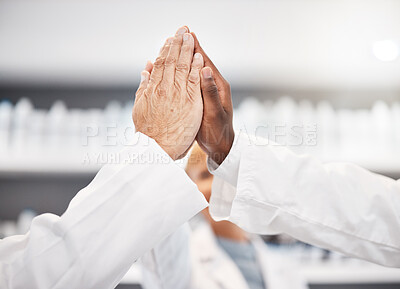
[[0, 0, 399, 90]]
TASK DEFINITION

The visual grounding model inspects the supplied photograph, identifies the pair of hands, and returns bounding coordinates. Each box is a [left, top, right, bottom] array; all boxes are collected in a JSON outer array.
[[133, 26, 234, 164]]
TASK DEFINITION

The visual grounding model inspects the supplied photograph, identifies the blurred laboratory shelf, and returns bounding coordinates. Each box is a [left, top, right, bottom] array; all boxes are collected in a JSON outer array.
[[0, 156, 102, 175], [300, 263, 400, 284], [1, 154, 399, 179], [267, 245, 400, 287], [115, 262, 400, 287], [103, 261, 400, 288], [1, 97, 399, 178], [321, 158, 400, 179]]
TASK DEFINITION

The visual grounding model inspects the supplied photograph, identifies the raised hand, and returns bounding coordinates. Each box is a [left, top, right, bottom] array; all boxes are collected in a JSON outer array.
[[191, 32, 235, 165], [133, 27, 204, 160]]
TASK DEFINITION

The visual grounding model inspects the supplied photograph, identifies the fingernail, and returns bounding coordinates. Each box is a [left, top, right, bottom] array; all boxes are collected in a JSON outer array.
[[177, 27, 187, 35], [183, 33, 190, 41], [202, 67, 212, 78], [194, 53, 201, 59], [167, 37, 174, 44]]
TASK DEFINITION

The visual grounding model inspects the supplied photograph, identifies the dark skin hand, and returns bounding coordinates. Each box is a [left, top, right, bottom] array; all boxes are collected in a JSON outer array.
[[190, 31, 235, 165]]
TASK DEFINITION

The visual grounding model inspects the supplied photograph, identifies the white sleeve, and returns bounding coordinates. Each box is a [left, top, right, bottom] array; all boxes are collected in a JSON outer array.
[[0, 132, 208, 289], [140, 224, 193, 289], [208, 131, 400, 267]]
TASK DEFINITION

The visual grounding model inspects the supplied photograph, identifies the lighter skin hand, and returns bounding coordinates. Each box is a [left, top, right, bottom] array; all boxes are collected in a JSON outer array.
[[132, 27, 205, 160]]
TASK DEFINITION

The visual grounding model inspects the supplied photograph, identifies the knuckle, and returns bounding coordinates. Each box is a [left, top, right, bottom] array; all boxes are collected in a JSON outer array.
[[186, 85, 195, 95], [174, 81, 184, 91], [164, 56, 177, 66], [154, 57, 165, 68], [208, 109, 220, 120], [205, 83, 219, 96], [176, 63, 190, 72], [192, 60, 202, 68], [204, 106, 223, 121], [157, 85, 168, 97], [188, 73, 200, 85], [181, 44, 191, 53], [135, 88, 145, 98]]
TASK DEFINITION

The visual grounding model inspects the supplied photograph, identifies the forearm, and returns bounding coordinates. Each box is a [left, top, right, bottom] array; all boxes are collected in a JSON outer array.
[[208, 131, 400, 267], [0, 132, 208, 289]]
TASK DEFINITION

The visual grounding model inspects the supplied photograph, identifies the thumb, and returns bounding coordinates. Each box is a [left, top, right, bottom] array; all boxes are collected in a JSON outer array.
[[200, 67, 223, 112]]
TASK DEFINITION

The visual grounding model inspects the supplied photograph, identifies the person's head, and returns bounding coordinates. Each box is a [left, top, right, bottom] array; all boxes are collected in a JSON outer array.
[[186, 143, 213, 202]]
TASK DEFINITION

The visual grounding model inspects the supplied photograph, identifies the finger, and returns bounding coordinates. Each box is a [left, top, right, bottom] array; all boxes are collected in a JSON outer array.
[[135, 70, 150, 101], [200, 67, 223, 112], [176, 25, 189, 35], [192, 32, 233, 112], [145, 61, 153, 74], [175, 33, 194, 88], [148, 37, 172, 90], [187, 53, 204, 100], [191, 32, 224, 82], [161, 26, 187, 88]]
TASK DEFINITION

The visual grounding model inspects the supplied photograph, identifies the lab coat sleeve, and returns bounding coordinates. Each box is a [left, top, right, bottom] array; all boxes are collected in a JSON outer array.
[[208, 131, 400, 267], [140, 223, 193, 289], [0, 132, 208, 289]]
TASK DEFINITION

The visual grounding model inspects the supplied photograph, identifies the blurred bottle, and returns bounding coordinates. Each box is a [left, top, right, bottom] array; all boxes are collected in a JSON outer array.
[[86, 109, 103, 153], [47, 100, 67, 156], [316, 101, 337, 159], [337, 109, 356, 160], [65, 109, 83, 156], [0, 220, 17, 238], [273, 97, 299, 149], [392, 102, 400, 151], [104, 101, 122, 152], [0, 100, 13, 154], [12, 98, 33, 156], [297, 99, 316, 154], [371, 101, 391, 158], [17, 208, 37, 235], [27, 110, 46, 155]]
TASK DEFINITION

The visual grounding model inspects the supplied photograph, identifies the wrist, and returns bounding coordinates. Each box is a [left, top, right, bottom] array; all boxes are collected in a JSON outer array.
[[156, 142, 181, 161], [208, 130, 234, 165], [156, 138, 191, 161], [135, 129, 178, 160]]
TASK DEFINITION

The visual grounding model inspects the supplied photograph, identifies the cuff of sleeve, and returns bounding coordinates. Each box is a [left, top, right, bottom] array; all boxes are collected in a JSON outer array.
[[208, 175, 238, 221], [207, 131, 250, 187]]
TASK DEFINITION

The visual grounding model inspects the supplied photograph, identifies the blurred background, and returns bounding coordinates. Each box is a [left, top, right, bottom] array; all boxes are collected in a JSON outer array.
[[0, 0, 399, 288]]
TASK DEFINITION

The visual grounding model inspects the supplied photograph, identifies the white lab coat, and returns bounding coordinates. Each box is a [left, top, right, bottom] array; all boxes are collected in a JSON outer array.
[[208, 131, 400, 267], [0, 132, 208, 289], [141, 214, 308, 289]]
